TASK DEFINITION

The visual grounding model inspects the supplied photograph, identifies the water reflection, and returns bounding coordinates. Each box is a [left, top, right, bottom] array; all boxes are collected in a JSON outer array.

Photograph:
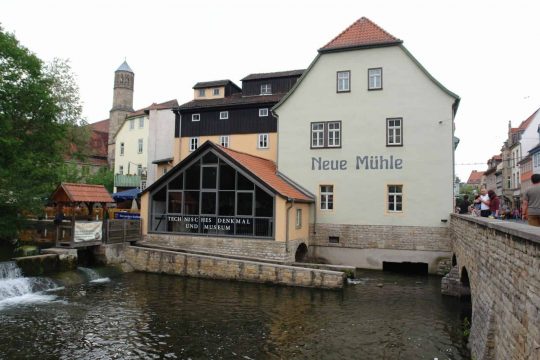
[[0, 270, 470, 359]]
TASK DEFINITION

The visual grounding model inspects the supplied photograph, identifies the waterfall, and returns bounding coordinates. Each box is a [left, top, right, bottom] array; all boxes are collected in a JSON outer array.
[[0, 261, 58, 309], [78, 267, 110, 284]]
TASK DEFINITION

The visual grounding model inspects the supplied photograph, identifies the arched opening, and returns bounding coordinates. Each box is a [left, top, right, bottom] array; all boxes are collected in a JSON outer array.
[[452, 254, 457, 267], [459, 266, 473, 347], [295, 243, 308, 262], [460, 267, 470, 288]]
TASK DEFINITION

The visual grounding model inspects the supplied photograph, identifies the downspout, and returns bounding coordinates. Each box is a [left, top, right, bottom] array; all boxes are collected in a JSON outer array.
[[285, 198, 294, 257]]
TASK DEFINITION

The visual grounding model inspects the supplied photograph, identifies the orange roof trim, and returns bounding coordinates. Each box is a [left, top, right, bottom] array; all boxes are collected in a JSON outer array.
[[320, 17, 402, 52]]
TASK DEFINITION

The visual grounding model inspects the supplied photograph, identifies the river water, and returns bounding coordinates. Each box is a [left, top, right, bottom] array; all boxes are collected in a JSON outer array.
[[0, 264, 470, 360]]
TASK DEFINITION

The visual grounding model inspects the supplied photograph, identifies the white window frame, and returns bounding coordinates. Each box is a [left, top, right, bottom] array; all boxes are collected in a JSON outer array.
[[139, 117, 144, 128], [327, 121, 341, 147], [137, 138, 143, 154], [295, 209, 302, 228], [337, 71, 350, 92], [368, 68, 382, 90], [120, 142, 125, 156], [220, 111, 229, 120], [387, 118, 403, 146], [137, 164, 142, 176], [534, 153, 540, 167], [119, 165, 123, 175], [220, 135, 230, 148], [192, 113, 200, 122], [190, 137, 199, 152], [213, 88, 220, 96], [388, 185, 403, 212], [258, 133, 269, 149], [311, 123, 325, 148], [260, 84, 272, 95], [320, 185, 334, 210], [198, 89, 206, 97], [259, 108, 269, 117], [129, 119, 135, 130]]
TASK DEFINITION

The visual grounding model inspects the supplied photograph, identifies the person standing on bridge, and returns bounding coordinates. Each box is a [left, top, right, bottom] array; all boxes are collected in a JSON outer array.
[[478, 188, 491, 217], [523, 174, 540, 226]]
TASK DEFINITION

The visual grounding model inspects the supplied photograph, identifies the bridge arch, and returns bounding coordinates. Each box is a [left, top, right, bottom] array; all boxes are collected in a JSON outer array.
[[295, 243, 308, 262]]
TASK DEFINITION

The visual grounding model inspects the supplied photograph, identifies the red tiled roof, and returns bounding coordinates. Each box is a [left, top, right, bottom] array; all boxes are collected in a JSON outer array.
[[467, 170, 484, 184], [51, 183, 113, 203], [492, 155, 502, 161], [219, 146, 312, 202], [127, 99, 178, 118], [90, 130, 108, 158], [320, 17, 402, 52], [517, 108, 540, 131], [89, 119, 109, 133]]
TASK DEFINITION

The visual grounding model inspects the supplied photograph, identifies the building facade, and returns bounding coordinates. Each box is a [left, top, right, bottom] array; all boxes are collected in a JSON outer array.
[[273, 17, 460, 272], [173, 71, 303, 163]]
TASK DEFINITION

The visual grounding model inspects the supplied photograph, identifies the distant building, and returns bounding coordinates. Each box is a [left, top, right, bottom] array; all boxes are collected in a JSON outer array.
[[467, 170, 484, 189], [484, 155, 502, 193]]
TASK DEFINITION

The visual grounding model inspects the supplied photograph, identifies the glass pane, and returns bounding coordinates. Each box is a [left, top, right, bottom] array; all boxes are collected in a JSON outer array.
[[184, 191, 200, 215], [185, 162, 200, 189], [235, 218, 254, 236], [396, 203, 402, 211], [255, 218, 272, 237], [168, 192, 183, 213], [202, 152, 218, 164], [202, 167, 217, 189], [219, 164, 235, 190], [201, 192, 216, 214], [201, 216, 217, 234], [168, 174, 183, 190], [237, 193, 253, 216], [216, 217, 235, 236], [255, 187, 273, 217], [151, 187, 167, 232], [219, 191, 235, 216], [237, 173, 254, 190], [153, 186, 166, 201]]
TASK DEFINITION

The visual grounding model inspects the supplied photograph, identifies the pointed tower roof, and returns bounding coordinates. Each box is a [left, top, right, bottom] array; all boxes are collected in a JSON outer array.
[[116, 60, 133, 73], [319, 17, 402, 53]]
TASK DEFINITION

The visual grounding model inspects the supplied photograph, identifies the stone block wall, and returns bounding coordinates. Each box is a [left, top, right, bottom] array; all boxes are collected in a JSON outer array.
[[450, 214, 540, 360], [124, 246, 344, 289], [143, 234, 306, 263], [310, 223, 451, 251]]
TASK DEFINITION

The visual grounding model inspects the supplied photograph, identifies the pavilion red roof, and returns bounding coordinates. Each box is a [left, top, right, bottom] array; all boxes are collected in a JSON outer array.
[[51, 183, 113, 203]]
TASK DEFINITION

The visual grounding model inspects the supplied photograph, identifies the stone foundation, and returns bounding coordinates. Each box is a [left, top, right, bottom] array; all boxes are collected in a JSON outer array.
[[143, 233, 306, 263], [124, 246, 344, 289]]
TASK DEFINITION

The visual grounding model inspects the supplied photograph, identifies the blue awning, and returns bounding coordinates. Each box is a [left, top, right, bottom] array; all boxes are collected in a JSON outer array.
[[112, 188, 140, 202]]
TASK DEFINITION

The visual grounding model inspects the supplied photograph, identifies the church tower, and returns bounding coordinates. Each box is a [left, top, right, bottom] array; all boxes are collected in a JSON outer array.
[[108, 61, 134, 167]]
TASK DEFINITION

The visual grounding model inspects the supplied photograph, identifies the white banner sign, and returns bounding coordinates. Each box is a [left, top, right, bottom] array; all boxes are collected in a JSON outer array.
[[74, 221, 102, 243]]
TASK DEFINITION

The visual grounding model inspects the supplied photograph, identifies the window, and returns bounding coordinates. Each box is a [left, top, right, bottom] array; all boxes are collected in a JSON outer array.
[[220, 111, 229, 120], [119, 165, 123, 175], [138, 138, 143, 154], [163, 168, 168, 175], [190, 137, 198, 151], [213, 88, 220, 96], [388, 185, 403, 212], [320, 185, 334, 210], [258, 134, 268, 149], [129, 119, 135, 130], [368, 68, 382, 90], [192, 113, 200, 122], [337, 71, 350, 92], [198, 89, 206, 97], [327, 122, 341, 147], [310, 121, 342, 149], [295, 209, 302, 228], [387, 118, 403, 146], [220, 135, 230, 148], [139, 117, 144, 128], [137, 164, 142, 176], [120, 142, 124, 156], [259, 108, 269, 117], [534, 153, 540, 167], [260, 84, 272, 95]]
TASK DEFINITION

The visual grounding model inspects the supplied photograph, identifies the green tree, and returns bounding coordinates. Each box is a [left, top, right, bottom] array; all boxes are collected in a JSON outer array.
[[86, 167, 114, 193], [0, 27, 87, 240]]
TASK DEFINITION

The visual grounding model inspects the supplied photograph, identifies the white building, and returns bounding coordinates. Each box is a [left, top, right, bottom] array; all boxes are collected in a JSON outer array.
[[274, 17, 460, 273]]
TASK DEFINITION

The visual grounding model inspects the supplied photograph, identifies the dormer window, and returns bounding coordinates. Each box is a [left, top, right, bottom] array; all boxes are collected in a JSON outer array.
[[198, 89, 206, 97], [213, 88, 220, 96], [260, 84, 272, 95]]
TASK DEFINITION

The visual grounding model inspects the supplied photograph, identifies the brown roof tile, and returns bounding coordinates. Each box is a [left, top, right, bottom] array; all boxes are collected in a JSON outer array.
[[241, 70, 304, 81], [89, 119, 109, 133], [51, 183, 113, 203], [127, 99, 178, 118], [517, 108, 540, 131], [467, 170, 484, 184], [178, 94, 283, 110], [320, 17, 402, 52]]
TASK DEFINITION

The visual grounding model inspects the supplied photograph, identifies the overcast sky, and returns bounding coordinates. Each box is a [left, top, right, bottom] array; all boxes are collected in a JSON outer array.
[[2, 0, 540, 181]]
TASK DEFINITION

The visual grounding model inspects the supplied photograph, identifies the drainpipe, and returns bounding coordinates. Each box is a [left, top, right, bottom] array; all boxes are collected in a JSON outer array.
[[285, 198, 294, 257]]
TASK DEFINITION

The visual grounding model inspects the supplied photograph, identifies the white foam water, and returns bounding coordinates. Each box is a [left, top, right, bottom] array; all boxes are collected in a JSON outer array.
[[0, 261, 59, 310], [78, 267, 110, 284]]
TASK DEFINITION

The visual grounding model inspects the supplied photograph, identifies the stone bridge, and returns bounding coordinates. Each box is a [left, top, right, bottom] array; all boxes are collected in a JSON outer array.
[[446, 214, 540, 360]]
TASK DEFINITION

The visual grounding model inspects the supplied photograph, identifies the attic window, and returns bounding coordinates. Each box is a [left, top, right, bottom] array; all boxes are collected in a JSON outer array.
[[260, 84, 272, 95], [213, 88, 220, 96], [198, 89, 206, 97]]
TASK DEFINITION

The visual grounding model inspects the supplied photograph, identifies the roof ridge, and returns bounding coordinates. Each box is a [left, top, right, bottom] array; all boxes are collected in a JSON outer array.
[[217, 144, 276, 165]]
